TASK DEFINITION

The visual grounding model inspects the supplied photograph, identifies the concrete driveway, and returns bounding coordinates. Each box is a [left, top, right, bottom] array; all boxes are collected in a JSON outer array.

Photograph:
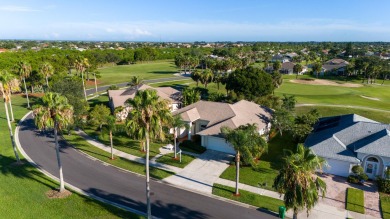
[[163, 150, 234, 194], [318, 174, 381, 218]]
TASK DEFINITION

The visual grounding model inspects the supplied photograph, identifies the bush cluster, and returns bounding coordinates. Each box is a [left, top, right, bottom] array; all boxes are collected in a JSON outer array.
[[347, 165, 368, 184], [377, 177, 390, 193], [179, 140, 206, 153]]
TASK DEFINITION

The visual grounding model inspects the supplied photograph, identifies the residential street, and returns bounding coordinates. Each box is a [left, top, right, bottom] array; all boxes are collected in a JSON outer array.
[[17, 114, 277, 219]]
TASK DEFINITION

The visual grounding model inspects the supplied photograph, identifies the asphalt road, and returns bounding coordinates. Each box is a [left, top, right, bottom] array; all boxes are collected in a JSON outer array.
[[86, 76, 189, 95], [18, 114, 277, 219]]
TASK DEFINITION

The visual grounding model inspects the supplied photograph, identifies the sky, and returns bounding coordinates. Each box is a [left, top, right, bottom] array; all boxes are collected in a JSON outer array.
[[1, 0, 390, 42]]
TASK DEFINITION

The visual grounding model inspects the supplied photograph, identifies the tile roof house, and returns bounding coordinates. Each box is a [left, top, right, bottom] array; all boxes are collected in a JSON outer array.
[[305, 114, 390, 178], [173, 100, 272, 154], [321, 58, 349, 76], [108, 84, 182, 121]]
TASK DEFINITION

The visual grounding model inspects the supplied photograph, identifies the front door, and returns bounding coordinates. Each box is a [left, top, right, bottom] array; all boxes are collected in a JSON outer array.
[[365, 161, 378, 179]]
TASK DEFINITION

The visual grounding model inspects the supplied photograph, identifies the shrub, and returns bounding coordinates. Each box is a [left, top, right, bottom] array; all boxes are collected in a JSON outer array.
[[360, 173, 369, 181], [377, 177, 390, 193], [179, 140, 206, 153], [352, 165, 364, 175], [348, 175, 360, 184], [107, 85, 119, 90]]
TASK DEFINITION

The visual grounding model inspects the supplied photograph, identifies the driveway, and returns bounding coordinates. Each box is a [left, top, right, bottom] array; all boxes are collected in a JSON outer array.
[[163, 150, 233, 194], [318, 174, 381, 218]]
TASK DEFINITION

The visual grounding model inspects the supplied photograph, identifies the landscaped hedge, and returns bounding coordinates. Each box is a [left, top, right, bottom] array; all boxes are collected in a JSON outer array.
[[179, 140, 206, 154], [377, 177, 390, 193]]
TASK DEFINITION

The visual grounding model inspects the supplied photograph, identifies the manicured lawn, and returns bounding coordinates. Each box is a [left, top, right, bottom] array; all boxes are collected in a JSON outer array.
[[83, 127, 165, 159], [155, 153, 195, 168], [220, 133, 296, 191], [346, 188, 365, 214], [88, 93, 110, 108], [0, 95, 142, 219], [380, 193, 390, 219], [276, 76, 390, 111], [63, 132, 173, 180], [296, 105, 390, 123], [96, 60, 179, 86], [212, 183, 284, 213]]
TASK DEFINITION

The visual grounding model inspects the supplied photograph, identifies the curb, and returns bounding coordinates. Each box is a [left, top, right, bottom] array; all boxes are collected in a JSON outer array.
[[15, 111, 148, 218]]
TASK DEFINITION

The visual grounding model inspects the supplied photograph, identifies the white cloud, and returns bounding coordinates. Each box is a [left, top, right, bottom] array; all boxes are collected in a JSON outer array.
[[0, 5, 40, 12]]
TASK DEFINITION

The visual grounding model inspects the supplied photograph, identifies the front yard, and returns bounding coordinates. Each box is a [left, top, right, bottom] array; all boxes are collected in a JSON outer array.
[[219, 132, 296, 191], [381, 193, 390, 219], [346, 188, 365, 214]]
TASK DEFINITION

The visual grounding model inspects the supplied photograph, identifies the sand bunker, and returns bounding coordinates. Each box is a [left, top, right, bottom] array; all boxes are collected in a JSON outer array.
[[290, 79, 362, 87]]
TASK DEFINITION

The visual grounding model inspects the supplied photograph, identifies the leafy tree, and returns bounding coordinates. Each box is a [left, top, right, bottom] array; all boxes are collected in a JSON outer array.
[[272, 71, 283, 89], [273, 61, 282, 72], [273, 144, 327, 219], [225, 66, 274, 101], [182, 87, 200, 106], [271, 108, 294, 136], [171, 115, 189, 159], [15, 61, 32, 108], [199, 69, 213, 88], [89, 104, 111, 130], [281, 94, 296, 112], [221, 124, 267, 195], [0, 73, 21, 163], [312, 62, 322, 78], [33, 92, 74, 193], [293, 63, 303, 79], [125, 89, 172, 219]]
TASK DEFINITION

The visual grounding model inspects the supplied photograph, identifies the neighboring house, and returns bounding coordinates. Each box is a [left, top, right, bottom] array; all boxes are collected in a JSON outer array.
[[305, 114, 390, 179], [271, 54, 290, 63], [266, 62, 307, 75], [173, 100, 272, 154], [108, 84, 182, 121], [321, 58, 349, 76]]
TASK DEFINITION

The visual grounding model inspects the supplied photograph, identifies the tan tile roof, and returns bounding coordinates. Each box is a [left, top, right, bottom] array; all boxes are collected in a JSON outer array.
[[174, 100, 272, 136], [108, 84, 181, 108]]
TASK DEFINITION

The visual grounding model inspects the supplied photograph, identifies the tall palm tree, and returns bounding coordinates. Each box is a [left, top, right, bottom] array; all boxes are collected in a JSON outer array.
[[128, 76, 143, 89], [75, 57, 89, 101], [106, 115, 116, 160], [293, 63, 303, 79], [33, 92, 74, 193], [221, 124, 267, 195], [15, 61, 32, 108], [171, 115, 189, 159], [313, 62, 322, 78], [126, 89, 172, 219], [200, 69, 213, 88], [0, 79, 22, 164], [273, 144, 327, 219], [182, 88, 200, 107], [40, 62, 54, 88], [93, 71, 101, 95], [0, 70, 20, 122], [191, 70, 202, 87]]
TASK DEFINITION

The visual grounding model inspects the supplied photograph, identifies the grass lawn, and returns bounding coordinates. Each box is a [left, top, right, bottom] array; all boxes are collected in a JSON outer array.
[[212, 183, 284, 213], [0, 95, 142, 219], [96, 60, 179, 86], [296, 105, 390, 123], [88, 93, 110, 108], [380, 193, 390, 219], [63, 132, 173, 180], [220, 133, 296, 191], [276, 75, 390, 111], [346, 188, 365, 214], [155, 153, 195, 168]]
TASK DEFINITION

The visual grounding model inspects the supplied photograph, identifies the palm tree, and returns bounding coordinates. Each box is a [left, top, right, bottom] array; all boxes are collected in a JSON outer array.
[[128, 76, 143, 89], [273, 144, 327, 219], [293, 63, 303, 79], [40, 62, 54, 88], [93, 71, 101, 94], [0, 70, 20, 122], [0, 79, 22, 164], [75, 57, 89, 101], [313, 62, 322, 78], [33, 92, 74, 193], [182, 88, 200, 106], [191, 70, 202, 87], [171, 115, 189, 159], [221, 124, 267, 195], [15, 61, 32, 108], [106, 115, 116, 160], [125, 89, 172, 219], [200, 69, 213, 88]]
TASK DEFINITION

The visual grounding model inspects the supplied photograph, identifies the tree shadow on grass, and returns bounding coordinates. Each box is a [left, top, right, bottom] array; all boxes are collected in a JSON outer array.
[[149, 70, 177, 75]]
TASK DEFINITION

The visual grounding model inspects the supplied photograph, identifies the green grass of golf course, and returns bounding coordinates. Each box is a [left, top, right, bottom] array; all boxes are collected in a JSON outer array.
[[95, 60, 178, 86], [0, 95, 142, 219]]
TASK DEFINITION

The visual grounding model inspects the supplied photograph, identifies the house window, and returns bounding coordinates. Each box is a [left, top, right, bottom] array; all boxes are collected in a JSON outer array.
[[200, 124, 207, 131], [367, 157, 379, 162]]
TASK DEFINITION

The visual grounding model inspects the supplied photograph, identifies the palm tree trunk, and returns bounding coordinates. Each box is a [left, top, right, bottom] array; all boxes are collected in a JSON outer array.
[[145, 131, 152, 219], [46, 76, 49, 88], [81, 72, 87, 101], [293, 208, 298, 219], [4, 101, 21, 163], [94, 74, 98, 95], [54, 122, 65, 193], [235, 151, 240, 195], [110, 130, 114, 160], [23, 77, 30, 108], [174, 128, 177, 159], [8, 96, 14, 122]]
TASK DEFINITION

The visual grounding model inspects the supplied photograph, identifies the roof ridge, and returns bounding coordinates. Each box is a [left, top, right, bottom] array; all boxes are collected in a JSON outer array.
[[333, 134, 346, 149]]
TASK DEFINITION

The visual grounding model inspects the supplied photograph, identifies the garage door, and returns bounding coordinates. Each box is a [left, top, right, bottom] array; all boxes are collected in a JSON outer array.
[[324, 158, 352, 177], [205, 136, 236, 154]]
